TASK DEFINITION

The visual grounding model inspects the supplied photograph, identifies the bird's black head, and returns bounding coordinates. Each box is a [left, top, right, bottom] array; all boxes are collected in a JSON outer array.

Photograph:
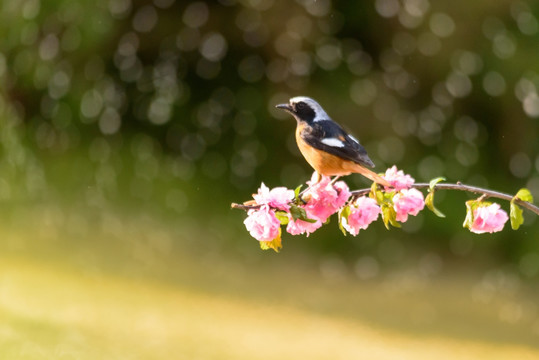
[[276, 96, 329, 124]]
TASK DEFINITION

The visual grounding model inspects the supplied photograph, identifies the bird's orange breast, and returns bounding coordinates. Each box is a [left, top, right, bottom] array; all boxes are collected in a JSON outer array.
[[295, 124, 357, 176]]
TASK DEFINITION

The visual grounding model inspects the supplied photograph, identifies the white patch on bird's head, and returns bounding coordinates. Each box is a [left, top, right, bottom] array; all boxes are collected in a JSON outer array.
[[289, 96, 330, 122]]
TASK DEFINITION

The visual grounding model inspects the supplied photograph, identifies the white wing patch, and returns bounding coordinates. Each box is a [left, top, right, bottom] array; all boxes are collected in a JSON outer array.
[[321, 138, 345, 148], [348, 134, 359, 144]]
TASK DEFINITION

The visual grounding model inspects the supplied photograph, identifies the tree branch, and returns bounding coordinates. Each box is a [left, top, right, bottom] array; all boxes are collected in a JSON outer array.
[[231, 182, 539, 216]]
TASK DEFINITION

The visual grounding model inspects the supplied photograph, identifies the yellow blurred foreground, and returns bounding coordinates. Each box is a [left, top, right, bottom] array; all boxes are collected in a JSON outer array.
[[0, 256, 538, 359]]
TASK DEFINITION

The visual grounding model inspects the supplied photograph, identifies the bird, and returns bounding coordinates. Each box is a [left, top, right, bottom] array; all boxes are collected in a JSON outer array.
[[276, 96, 390, 187]]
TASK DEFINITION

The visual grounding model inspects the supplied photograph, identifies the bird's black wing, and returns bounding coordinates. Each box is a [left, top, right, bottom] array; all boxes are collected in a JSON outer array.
[[300, 120, 375, 168]]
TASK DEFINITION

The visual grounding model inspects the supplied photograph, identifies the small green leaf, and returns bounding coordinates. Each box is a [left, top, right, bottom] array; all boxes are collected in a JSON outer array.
[[429, 177, 446, 191], [381, 204, 400, 229], [510, 201, 524, 230], [515, 188, 533, 203], [425, 192, 445, 218], [275, 211, 289, 225], [289, 204, 303, 220], [462, 200, 476, 230], [289, 204, 317, 223], [259, 229, 282, 252], [338, 205, 351, 236], [370, 181, 384, 204], [294, 185, 303, 202]]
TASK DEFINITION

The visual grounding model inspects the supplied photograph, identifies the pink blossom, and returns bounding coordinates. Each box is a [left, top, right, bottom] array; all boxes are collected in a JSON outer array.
[[383, 166, 415, 191], [253, 183, 295, 211], [303, 172, 351, 223], [341, 197, 381, 236], [244, 205, 281, 241], [393, 188, 425, 222], [334, 181, 352, 207], [286, 216, 323, 236], [470, 203, 508, 234]]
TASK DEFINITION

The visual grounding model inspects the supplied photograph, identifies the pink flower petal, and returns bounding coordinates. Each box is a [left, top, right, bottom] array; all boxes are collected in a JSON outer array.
[[383, 165, 415, 191], [286, 217, 322, 236], [341, 197, 381, 236], [253, 182, 294, 211], [470, 203, 508, 234], [244, 205, 281, 241], [393, 188, 425, 222], [303, 172, 351, 223]]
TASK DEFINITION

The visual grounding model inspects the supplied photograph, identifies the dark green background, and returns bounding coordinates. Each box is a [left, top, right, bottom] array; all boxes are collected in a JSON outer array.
[[2, 0, 539, 272]]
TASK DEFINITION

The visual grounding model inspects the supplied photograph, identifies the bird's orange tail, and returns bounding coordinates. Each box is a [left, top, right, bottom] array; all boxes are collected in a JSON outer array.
[[353, 165, 391, 187]]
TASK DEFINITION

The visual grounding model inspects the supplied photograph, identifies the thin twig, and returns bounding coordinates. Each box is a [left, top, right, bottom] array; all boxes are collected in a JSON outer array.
[[232, 182, 539, 216]]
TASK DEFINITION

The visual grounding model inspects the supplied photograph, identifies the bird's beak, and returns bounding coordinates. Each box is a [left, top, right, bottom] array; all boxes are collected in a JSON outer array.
[[275, 103, 293, 113]]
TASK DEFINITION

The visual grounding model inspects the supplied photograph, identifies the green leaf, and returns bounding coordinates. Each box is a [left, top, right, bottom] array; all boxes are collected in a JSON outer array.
[[462, 200, 476, 230], [510, 201, 524, 230], [381, 204, 400, 229], [259, 238, 282, 252], [370, 181, 384, 204], [425, 191, 445, 218], [294, 185, 303, 202], [275, 211, 289, 225], [259, 229, 282, 252], [514, 188, 533, 203], [289, 204, 317, 223], [338, 205, 351, 236], [429, 177, 446, 191]]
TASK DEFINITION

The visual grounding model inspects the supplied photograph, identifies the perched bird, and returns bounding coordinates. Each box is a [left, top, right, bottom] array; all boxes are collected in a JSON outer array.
[[276, 96, 390, 187]]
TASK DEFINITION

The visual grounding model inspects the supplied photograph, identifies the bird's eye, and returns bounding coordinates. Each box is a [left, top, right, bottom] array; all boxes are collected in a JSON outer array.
[[296, 102, 306, 110]]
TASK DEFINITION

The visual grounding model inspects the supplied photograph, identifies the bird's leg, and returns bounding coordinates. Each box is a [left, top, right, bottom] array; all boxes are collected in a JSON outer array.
[[329, 176, 341, 186], [297, 171, 322, 202]]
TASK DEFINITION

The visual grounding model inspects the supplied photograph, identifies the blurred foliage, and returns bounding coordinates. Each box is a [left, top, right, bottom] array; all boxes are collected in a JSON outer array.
[[1, 0, 539, 275]]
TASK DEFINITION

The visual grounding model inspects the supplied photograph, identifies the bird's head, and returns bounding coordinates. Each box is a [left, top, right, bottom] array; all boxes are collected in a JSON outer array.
[[276, 96, 330, 124]]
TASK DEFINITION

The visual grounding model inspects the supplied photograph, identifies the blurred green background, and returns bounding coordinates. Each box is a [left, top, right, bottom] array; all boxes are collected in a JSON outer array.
[[1, 0, 539, 358]]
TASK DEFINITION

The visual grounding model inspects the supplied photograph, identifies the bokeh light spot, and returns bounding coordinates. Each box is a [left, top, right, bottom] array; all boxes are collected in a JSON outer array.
[[183, 2, 209, 28], [429, 13, 455, 38], [99, 107, 122, 135], [22, 0, 40, 19], [417, 32, 441, 56], [153, 0, 175, 10], [523, 92, 539, 117], [302, 0, 331, 17], [375, 0, 400, 18], [455, 142, 478, 167], [445, 71, 472, 98], [39, 34, 60, 61], [200, 32, 228, 61], [482, 17, 505, 40], [451, 50, 483, 76], [482, 71, 506, 97], [418, 155, 445, 181], [350, 79, 377, 106], [377, 136, 405, 163], [492, 33, 516, 59], [392, 32, 416, 56], [132, 5, 158, 33], [109, 0, 132, 18], [509, 152, 531, 178], [516, 12, 538, 35], [80, 89, 104, 120]]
